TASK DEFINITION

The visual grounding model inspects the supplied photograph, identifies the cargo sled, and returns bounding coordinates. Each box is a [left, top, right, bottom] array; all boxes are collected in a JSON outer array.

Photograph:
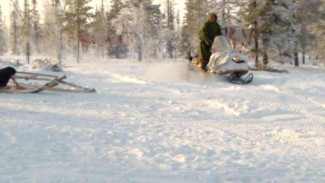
[[189, 36, 253, 84], [0, 71, 96, 93]]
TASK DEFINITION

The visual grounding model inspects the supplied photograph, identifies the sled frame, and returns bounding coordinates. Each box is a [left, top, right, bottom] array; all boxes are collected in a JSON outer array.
[[5, 71, 96, 93]]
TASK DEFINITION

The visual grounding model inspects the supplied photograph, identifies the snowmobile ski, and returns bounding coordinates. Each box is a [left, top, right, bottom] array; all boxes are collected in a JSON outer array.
[[225, 72, 253, 85]]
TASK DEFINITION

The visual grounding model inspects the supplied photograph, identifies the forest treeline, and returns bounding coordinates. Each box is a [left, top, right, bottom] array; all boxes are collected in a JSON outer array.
[[0, 0, 324, 67]]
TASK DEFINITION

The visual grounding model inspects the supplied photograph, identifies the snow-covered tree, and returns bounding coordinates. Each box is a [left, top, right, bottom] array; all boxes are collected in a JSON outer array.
[[112, 0, 163, 61], [239, 0, 325, 67], [43, 0, 65, 61], [294, 0, 322, 65], [179, 24, 191, 57], [112, 4, 143, 61], [239, 0, 260, 65], [164, 0, 178, 59], [0, 5, 7, 55], [241, 0, 301, 67], [211, 0, 245, 26], [312, 1, 325, 63], [107, 0, 126, 58], [145, 3, 164, 58]]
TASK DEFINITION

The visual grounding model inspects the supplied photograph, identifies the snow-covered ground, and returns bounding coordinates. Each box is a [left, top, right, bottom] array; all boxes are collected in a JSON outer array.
[[0, 59, 324, 182]]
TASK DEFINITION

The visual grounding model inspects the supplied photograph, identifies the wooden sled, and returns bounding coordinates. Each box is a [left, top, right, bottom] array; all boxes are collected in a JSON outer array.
[[1, 71, 96, 93]]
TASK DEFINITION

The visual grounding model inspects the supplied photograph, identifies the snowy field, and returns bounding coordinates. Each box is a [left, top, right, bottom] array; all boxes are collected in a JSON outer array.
[[0, 59, 325, 183]]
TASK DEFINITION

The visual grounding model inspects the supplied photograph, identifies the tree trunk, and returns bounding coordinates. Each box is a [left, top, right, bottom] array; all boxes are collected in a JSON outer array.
[[254, 26, 259, 66], [221, 0, 226, 25], [77, 24, 80, 63], [34, 22, 40, 54], [138, 43, 142, 62], [26, 41, 30, 64], [58, 28, 63, 64], [294, 51, 299, 67], [13, 13, 18, 55], [33, 0, 40, 54], [263, 50, 268, 65], [302, 49, 305, 64], [26, 0, 30, 64], [77, 4, 80, 63], [116, 46, 120, 59], [293, 0, 299, 67]]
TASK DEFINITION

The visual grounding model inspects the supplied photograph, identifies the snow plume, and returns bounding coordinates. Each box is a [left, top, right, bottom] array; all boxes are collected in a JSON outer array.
[[142, 62, 218, 83]]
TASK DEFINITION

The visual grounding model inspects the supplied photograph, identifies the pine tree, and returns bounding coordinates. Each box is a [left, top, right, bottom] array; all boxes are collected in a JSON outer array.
[[92, 0, 106, 36], [305, 0, 325, 65], [183, 0, 209, 51], [91, 2, 107, 58], [64, 0, 93, 63], [241, 0, 299, 67], [108, 0, 124, 22]]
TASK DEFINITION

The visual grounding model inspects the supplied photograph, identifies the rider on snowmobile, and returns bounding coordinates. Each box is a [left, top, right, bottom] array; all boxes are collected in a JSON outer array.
[[198, 13, 222, 71]]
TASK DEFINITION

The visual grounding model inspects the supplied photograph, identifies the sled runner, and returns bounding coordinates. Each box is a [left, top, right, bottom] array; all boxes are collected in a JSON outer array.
[[189, 35, 254, 84], [0, 71, 96, 93], [0, 84, 41, 93], [224, 72, 254, 85]]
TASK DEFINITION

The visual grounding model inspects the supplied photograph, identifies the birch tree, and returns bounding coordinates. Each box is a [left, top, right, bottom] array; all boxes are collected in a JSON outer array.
[[0, 5, 7, 55], [9, 0, 21, 55], [31, 0, 41, 54], [22, 0, 31, 64], [43, 0, 66, 61]]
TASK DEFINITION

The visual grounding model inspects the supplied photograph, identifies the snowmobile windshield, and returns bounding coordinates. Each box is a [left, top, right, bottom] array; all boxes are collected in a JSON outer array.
[[211, 36, 233, 52]]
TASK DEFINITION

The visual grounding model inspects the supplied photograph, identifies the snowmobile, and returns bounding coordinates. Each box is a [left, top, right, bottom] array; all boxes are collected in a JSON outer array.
[[189, 35, 253, 84]]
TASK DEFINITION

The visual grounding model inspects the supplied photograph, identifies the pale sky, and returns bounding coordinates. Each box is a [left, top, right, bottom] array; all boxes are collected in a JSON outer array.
[[1, 0, 186, 26]]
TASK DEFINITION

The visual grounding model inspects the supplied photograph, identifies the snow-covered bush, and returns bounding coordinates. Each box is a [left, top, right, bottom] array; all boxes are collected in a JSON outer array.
[[31, 58, 63, 72], [0, 58, 24, 67]]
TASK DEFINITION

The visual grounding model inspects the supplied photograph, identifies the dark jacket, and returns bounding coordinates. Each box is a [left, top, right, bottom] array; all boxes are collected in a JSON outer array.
[[0, 67, 16, 87], [199, 13, 222, 43]]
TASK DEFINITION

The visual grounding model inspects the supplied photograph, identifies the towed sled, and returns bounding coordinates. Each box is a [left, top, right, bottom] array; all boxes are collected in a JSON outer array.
[[189, 36, 253, 85], [0, 71, 96, 93]]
